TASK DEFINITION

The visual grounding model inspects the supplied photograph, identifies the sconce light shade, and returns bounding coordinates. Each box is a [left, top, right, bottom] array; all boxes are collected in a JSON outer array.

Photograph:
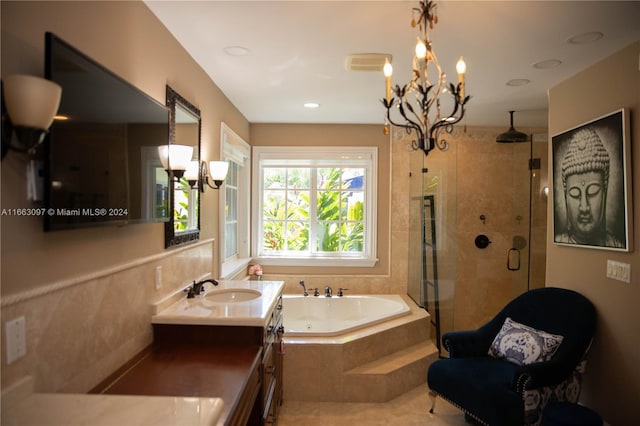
[[2, 74, 62, 157], [197, 160, 229, 191], [4, 75, 61, 129], [209, 161, 229, 182], [184, 160, 200, 183], [157, 144, 193, 178]]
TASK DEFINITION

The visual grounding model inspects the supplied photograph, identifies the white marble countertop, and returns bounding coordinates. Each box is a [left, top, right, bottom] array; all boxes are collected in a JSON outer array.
[[152, 280, 285, 327], [2, 392, 224, 426]]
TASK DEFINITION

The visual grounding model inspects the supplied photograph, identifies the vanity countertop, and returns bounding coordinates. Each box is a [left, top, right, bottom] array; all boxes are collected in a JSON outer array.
[[152, 280, 285, 327], [2, 392, 223, 426]]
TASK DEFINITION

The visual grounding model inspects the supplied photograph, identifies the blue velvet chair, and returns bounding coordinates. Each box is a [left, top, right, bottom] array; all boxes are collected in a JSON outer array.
[[427, 287, 596, 426]]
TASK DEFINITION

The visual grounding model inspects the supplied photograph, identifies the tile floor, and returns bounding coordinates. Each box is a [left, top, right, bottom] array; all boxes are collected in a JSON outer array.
[[278, 384, 468, 426]]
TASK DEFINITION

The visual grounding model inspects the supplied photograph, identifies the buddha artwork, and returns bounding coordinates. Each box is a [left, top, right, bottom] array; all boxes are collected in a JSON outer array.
[[552, 110, 630, 251]]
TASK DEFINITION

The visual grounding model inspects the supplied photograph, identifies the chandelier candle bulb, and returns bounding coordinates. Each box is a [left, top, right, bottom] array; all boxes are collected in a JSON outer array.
[[383, 58, 393, 102], [456, 56, 466, 100], [415, 38, 427, 59]]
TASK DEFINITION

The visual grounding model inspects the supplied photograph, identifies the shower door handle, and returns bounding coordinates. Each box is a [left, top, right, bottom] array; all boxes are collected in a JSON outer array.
[[507, 248, 520, 271]]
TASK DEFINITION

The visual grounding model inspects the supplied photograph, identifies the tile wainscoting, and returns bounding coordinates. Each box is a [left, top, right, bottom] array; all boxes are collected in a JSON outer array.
[[0, 239, 215, 394]]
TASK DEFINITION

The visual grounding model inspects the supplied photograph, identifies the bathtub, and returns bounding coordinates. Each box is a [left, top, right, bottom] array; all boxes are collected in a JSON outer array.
[[282, 294, 411, 337]]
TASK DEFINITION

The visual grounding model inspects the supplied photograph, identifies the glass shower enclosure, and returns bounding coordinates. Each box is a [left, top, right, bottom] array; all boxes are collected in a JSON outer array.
[[406, 129, 548, 354]]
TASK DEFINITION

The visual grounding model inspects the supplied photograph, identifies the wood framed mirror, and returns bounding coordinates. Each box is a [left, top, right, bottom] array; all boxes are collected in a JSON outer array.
[[164, 85, 201, 248]]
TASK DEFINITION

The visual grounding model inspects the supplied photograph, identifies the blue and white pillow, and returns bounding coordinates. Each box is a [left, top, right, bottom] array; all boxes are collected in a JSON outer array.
[[489, 317, 564, 365]]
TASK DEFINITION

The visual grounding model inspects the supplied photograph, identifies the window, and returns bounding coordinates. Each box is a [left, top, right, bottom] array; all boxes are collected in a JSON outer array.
[[252, 146, 377, 267], [220, 123, 251, 279]]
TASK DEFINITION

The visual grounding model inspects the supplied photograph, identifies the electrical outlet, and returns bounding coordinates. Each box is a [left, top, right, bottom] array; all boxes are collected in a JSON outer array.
[[606, 260, 631, 283], [155, 266, 162, 291], [6, 317, 26, 364]]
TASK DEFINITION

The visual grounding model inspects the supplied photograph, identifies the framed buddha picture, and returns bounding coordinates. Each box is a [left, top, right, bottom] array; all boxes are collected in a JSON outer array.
[[551, 109, 633, 252]]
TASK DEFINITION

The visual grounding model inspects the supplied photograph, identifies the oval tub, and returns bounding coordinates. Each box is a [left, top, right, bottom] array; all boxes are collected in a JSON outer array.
[[282, 294, 411, 337]]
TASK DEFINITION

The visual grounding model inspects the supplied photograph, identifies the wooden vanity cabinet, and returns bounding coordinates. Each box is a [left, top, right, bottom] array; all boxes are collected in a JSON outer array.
[[262, 295, 284, 424], [94, 293, 284, 425]]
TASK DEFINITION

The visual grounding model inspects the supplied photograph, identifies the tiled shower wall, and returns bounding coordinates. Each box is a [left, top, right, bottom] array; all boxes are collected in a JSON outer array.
[[0, 239, 214, 393], [405, 126, 548, 335]]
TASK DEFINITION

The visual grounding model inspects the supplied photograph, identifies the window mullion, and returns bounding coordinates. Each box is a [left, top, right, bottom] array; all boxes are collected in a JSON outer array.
[[309, 167, 318, 255]]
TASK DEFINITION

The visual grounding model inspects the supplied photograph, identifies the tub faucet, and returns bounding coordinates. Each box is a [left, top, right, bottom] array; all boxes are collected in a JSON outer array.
[[336, 288, 349, 297], [186, 279, 218, 298], [310, 287, 320, 297], [299, 280, 309, 296], [324, 286, 333, 297]]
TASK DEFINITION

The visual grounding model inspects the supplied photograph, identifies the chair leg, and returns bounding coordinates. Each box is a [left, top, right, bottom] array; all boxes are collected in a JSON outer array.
[[428, 390, 437, 413]]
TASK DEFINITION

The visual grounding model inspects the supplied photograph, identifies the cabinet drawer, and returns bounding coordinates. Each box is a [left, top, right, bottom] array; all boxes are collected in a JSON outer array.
[[262, 379, 277, 425], [262, 342, 276, 403]]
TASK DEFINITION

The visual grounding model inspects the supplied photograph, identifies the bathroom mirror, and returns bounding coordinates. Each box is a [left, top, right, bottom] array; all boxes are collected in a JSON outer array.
[[164, 85, 201, 248]]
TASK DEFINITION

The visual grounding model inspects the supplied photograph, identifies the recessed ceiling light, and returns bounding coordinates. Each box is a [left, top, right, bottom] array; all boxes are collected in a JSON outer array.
[[506, 79, 530, 87], [304, 102, 320, 109], [224, 46, 249, 56], [566, 31, 604, 45], [532, 59, 562, 69]]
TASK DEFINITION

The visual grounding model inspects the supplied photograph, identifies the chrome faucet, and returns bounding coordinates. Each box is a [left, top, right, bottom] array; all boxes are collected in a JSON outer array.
[[324, 286, 333, 297], [186, 278, 218, 298], [299, 280, 309, 296], [310, 287, 320, 297]]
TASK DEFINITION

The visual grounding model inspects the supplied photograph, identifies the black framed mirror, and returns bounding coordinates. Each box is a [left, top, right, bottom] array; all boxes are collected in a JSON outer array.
[[164, 85, 201, 248]]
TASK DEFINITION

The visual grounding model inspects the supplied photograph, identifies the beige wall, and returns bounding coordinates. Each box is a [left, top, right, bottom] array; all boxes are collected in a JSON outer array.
[[547, 41, 640, 424], [250, 123, 404, 294], [1, 0, 249, 297], [0, 0, 247, 392], [250, 123, 390, 276]]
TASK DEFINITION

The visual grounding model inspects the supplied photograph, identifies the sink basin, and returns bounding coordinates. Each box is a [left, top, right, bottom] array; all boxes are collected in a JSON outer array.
[[205, 289, 262, 303]]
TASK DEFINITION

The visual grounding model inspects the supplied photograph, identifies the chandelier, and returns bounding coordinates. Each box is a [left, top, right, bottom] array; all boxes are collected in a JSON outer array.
[[382, 0, 470, 156]]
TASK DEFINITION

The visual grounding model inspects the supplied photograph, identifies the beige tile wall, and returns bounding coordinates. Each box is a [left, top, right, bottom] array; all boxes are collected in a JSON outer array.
[[394, 126, 548, 334], [0, 239, 214, 393], [264, 125, 548, 335]]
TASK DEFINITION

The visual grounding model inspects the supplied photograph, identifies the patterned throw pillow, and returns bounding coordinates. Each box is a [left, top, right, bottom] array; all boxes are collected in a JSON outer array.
[[488, 317, 564, 365]]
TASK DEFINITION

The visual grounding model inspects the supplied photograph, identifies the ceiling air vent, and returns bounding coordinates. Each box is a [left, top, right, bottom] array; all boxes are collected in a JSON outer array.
[[346, 53, 392, 72]]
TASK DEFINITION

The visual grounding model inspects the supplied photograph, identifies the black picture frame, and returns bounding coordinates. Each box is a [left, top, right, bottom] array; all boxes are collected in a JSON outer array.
[[552, 109, 633, 252]]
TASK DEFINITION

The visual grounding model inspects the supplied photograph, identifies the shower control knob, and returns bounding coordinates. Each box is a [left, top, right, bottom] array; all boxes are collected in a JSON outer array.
[[475, 234, 491, 249]]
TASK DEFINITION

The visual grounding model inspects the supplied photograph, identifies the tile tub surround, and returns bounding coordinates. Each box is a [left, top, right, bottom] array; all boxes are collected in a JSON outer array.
[[283, 295, 438, 403], [0, 239, 215, 394]]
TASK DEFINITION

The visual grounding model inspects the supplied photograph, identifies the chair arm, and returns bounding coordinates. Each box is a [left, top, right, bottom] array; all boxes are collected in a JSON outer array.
[[442, 330, 493, 358], [513, 360, 577, 394]]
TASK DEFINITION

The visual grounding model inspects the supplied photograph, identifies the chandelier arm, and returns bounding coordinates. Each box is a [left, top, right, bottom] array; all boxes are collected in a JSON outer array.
[[384, 104, 427, 152], [397, 101, 425, 137], [428, 105, 466, 145], [387, 108, 423, 140], [407, 99, 427, 131]]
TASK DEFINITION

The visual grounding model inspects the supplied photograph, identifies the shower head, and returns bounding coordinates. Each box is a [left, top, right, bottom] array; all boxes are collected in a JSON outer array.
[[496, 111, 529, 143]]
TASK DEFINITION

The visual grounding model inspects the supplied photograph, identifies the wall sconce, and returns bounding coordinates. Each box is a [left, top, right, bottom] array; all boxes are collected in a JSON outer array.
[[1, 74, 62, 159], [185, 160, 229, 191], [157, 144, 193, 179]]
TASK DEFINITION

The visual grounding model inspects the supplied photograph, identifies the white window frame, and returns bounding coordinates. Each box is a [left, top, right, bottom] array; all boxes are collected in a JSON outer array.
[[252, 146, 378, 267], [219, 123, 251, 279]]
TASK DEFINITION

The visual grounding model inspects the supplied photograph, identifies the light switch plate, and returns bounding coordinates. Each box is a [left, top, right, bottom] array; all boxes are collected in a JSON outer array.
[[606, 260, 631, 283], [155, 266, 162, 291], [6, 317, 26, 364]]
